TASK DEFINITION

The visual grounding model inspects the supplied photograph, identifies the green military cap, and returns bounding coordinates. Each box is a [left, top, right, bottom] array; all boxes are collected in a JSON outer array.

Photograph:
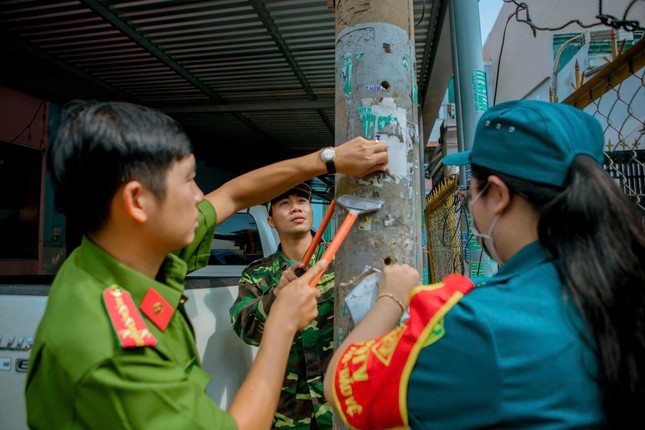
[[266, 182, 312, 214]]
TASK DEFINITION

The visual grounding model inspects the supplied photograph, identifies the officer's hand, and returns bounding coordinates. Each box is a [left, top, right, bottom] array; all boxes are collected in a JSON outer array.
[[275, 262, 305, 297], [273, 260, 326, 332], [335, 137, 388, 177], [377, 263, 419, 309]]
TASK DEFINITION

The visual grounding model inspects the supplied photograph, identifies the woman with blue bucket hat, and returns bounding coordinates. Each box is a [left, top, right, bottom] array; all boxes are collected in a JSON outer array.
[[323, 100, 645, 429]]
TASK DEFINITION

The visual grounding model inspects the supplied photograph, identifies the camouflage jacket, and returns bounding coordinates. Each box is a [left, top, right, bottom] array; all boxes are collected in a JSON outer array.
[[229, 243, 334, 430]]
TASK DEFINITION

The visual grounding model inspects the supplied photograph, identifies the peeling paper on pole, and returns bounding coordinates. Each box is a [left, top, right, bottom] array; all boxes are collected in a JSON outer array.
[[341, 52, 352, 95], [358, 97, 409, 176], [357, 216, 373, 231], [343, 267, 410, 324], [343, 268, 380, 324], [358, 97, 409, 177]]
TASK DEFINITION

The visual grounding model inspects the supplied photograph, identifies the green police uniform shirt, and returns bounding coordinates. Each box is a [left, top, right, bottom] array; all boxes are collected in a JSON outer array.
[[25, 200, 238, 430], [407, 241, 603, 429], [229, 244, 334, 430]]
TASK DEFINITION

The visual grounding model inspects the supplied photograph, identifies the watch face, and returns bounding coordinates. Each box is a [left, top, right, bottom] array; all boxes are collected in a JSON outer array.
[[322, 147, 335, 161]]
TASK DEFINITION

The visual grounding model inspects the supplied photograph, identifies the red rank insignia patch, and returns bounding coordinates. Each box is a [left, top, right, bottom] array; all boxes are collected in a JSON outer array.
[[140, 287, 174, 331], [103, 285, 157, 348]]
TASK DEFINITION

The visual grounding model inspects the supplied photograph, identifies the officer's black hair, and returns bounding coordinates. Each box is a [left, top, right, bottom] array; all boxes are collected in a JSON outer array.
[[472, 156, 645, 427], [48, 100, 193, 233]]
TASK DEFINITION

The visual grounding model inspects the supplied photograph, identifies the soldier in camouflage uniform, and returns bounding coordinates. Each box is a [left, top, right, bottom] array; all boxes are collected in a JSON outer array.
[[230, 183, 334, 429]]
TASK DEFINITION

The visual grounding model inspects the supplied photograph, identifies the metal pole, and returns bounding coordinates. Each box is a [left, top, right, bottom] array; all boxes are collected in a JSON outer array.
[[449, 0, 487, 164], [419, 111, 430, 284], [333, 1, 422, 426], [448, 0, 497, 278]]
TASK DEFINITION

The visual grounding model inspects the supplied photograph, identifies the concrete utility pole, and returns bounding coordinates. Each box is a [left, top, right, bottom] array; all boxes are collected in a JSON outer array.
[[332, 1, 422, 427]]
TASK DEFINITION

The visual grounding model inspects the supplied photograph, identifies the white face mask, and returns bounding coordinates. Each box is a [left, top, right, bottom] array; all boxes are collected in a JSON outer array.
[[469, 184, 502, 265]]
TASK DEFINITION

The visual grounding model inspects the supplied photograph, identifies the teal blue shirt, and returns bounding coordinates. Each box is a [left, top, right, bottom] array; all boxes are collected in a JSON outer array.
[[407, 241, 603, 429]]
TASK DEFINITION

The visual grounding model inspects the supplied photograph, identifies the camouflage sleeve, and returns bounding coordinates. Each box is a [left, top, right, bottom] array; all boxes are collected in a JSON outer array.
[[229, 266, 279, 346]]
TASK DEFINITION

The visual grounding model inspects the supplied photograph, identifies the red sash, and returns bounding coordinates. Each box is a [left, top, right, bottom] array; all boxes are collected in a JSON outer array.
[[332, 274, 474, 429]]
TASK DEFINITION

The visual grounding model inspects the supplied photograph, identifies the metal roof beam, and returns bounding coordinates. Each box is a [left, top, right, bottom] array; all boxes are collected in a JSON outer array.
[[249, 0, 333, 135], [162, 100, 334, 114], [80, 0, 225, 103], [3, 31, 138, 103], [80, 0, 281, 147]]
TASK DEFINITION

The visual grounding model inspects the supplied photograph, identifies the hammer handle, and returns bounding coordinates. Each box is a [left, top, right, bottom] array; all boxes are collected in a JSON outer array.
[[301, 199, 335, 270], [308, 212, 358, 288]]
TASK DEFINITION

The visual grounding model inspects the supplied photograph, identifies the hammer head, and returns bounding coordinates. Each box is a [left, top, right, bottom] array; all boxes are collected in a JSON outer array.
[[336, 194, 384, 215]]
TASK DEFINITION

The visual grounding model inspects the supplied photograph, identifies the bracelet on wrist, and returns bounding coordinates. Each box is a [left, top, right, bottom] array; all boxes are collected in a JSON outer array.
[[376, 292, 406, 314]]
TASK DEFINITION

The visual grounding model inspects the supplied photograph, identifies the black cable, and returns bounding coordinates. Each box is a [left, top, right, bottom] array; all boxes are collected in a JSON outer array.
[[623, 0, 641, 21], [39, 104, 48, 152], [9, 102, 46, 144], [505, 0, 643, 34], [416, 0, 426, 27], [598, 0, 644, 32], [493, 8, 516, 105], [493, 0, 644, 104]]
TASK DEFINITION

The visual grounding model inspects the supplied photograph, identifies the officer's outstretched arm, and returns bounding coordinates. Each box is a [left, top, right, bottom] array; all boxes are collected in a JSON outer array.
[[204, 137, 387, 225]]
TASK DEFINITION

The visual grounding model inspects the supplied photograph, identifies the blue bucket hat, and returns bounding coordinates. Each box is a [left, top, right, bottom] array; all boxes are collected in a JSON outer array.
[[442, 100, 605, 187]]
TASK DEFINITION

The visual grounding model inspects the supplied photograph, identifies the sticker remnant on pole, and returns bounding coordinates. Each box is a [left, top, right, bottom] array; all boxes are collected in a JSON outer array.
[[471, 69, 488, 112]]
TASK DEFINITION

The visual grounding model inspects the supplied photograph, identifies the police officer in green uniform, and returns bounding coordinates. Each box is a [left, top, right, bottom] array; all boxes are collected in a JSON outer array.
[[324, 100, 645, 429], [25, 101, 388, 429], [230, 183, 334, 429]]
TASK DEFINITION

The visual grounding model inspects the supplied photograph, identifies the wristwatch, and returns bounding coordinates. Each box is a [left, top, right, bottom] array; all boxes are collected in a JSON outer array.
[[320, 146, 336, 175]]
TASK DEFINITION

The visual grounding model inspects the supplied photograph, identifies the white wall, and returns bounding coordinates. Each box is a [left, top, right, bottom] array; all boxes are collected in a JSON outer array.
[[483, 0, 644, 103]]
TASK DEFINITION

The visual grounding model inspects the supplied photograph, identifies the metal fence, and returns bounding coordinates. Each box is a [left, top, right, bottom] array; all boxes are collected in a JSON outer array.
[[424, 175, 461, 282], [423, 33, 644, 281], [562, 34, 644, 213]]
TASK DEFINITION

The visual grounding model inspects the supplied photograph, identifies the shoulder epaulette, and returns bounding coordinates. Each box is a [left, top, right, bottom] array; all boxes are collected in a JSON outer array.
[[140, 287, 175, 331], [102, 285, 157, 348]]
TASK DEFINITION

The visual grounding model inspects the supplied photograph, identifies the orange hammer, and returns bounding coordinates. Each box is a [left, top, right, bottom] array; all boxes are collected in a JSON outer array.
[[295, 199, 336, 277], [308, 195, 384, 288]]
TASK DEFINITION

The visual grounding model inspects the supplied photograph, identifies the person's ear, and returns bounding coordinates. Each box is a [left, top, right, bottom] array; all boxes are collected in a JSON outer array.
[[267, 215, 275, 229], [486, 175, 512, 216], [121, 180, 149, 223]]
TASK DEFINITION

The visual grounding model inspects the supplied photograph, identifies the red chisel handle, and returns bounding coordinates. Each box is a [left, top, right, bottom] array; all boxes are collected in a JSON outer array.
[[308, 211, 358, 288], [301, 200, 335, 270]]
